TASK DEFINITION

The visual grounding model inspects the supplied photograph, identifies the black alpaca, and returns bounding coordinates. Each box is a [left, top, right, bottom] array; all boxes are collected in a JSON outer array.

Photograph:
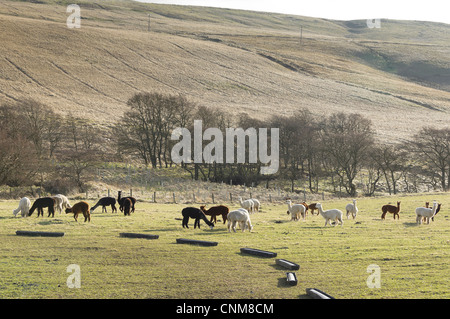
[[123, 198, 132, 216], [182, 207, 214, 230], [28, 197, 56, 217], [90, 197, 117, 213], [117, 191, 136, 213]]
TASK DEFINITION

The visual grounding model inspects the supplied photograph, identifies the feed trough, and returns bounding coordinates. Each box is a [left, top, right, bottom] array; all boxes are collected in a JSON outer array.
[[276, 259, 300, 270], [306, 288, 335, 299], [119, 233, 159, 240], [16, 230, 65, 237], [286, 272, 298, 286], [240, 248, 277, 258], [176, 238, 218, 247]]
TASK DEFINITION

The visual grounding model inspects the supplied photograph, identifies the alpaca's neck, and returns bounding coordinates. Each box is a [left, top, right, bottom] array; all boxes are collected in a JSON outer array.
[[317, 205, 324, 215]]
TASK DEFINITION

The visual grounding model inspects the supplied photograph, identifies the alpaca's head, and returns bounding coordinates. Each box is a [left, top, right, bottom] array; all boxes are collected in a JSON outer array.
[[65, 207, 73, 214], [199, 205, 206, 212]]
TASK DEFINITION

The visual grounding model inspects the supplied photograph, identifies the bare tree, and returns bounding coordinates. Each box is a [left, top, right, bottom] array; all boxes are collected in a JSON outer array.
[[320, 112, 374, 196], [407, 127, 450, 191]]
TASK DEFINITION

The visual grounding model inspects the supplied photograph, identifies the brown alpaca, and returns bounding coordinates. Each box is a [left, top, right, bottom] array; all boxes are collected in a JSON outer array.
[[381, 201, 400, 220], [200, 205, 229, 224], [65, 201, 91, 222], [123, 198, 132, 216], [307, 203, 320, 215]]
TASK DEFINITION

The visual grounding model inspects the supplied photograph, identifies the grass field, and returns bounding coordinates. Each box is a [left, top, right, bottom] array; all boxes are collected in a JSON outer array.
[[0, 193, 448, 299]]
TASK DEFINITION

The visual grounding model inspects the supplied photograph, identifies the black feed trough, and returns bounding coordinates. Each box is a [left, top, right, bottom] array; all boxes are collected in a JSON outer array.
[[119, 233, 159, 240], [176, 238, 218, 247], [306, 288, 335, 299], [286, 272, 298, 286], [240, 248, 277, 258], [276, 259, 300, 270], [16, 230, 65, 237]]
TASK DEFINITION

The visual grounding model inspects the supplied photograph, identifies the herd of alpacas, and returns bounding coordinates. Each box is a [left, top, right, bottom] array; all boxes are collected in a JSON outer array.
[[11, 191, 442, 230]]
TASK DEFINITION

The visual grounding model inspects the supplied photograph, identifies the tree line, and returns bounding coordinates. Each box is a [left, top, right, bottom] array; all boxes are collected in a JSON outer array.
[[1, 93, 449, 196]]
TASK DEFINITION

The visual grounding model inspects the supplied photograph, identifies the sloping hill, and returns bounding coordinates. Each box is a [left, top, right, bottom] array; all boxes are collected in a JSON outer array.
[[0, 0, 449, 143]]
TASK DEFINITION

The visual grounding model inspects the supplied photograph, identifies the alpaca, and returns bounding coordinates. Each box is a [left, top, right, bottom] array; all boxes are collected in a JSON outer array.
[[200, 205, 229, 224], [315, 202, 343, 227], [52, 194, 71, 214], [423, 202, 442, 222], [181, 207, 214, 230], [91, 196, 117, 213], [65, 201, 90, 222], [227, 209, 253, 232], [345, 199, 358, 219], [118, 191, 136, 213], [416, 201, 438, 225], [307, 203, 320, 215], [249, 198, 261, 213], [13, 197, 31, 217], [381, 201, 400, 220], [28, 197, 56, 217], [238, 197, 254, 214], [122, 198, 132, 216], [286, 200, 306, 221]]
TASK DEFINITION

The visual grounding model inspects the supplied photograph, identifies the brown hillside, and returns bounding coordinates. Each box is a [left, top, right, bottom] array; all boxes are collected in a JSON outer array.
[[0, 0, 449, 143]]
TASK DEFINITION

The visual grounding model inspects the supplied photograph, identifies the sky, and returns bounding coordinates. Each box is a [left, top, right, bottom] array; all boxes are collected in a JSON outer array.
[[136, 0, 450, 25]]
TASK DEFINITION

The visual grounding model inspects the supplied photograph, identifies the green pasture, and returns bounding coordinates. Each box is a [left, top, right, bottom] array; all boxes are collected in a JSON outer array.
[[0, 193, 448, 299]]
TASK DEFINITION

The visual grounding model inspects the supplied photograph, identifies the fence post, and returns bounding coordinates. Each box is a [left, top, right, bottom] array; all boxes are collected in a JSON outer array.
[[173, 192, 176, 204], [153, 191, 156, 203], [193, 193, 196, 203], [229, 193, 233, 202], [212, 193, 215, 204]]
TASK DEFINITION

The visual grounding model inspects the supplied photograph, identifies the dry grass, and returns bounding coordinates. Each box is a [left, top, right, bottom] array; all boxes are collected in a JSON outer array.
[[0, 0, 449, 143]]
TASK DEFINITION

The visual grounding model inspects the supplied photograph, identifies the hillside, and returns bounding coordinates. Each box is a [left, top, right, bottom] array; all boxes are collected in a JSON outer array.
[[1, 0, 449, 143]]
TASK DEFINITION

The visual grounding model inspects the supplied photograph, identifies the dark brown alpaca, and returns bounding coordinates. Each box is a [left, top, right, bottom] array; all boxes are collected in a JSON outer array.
[[381, 201, 401, 220], [122, 198, 132, 216], [307, 203, 320, 215], [200, 205, 229, 224]]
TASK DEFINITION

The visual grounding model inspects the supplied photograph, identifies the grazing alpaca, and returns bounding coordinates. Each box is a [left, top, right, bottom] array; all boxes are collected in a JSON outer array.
[[381, 201, 401, 220], [345, 199, 358, 219], [122, 198, 132, 216], [28, 197, 56, 217], [200, 205, 229, 224], [249, 198, 261, 213], [13, 197, 31, 217], [117, 191, 136, 213], [423, 202, 441, 222], [315, 202, 343, 227], [181, 207, 214, 230], [52, 194, 71, 214], [416, 201, 439, 225], [91, 197, 117, 213], [307, 203, 320, 215], [238, 197, 254, 214], [227, 209, 253, 232], [286, 200, 306, 221], [65, 201, 90, 222], [432, 203, 442, 221]]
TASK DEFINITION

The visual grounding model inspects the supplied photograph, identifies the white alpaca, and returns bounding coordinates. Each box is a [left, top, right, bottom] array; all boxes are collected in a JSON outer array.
[[316, 202, 343, 227], [227, 209, 253, 232], [13, 197, 31, 217], [345, 199, 358, 219], [53, 194, 71, 214], [239, 197, 254, 214], [416, 201, 438, 225], [286, 200, 306, 221], [250, 198, 261, 213]]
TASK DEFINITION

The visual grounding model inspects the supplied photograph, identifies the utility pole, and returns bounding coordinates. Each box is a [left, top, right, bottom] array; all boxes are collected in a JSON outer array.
[[300, 25, 303, 44]]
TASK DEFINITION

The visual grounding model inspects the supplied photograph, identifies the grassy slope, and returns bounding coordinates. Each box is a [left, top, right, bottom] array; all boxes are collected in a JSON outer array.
[[0, 193, 449, 299], [0, 0, 449, 143]]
